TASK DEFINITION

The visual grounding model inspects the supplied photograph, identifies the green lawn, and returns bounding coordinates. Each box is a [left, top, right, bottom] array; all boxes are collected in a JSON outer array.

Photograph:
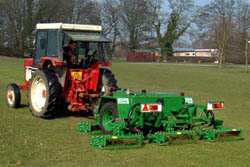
[[0, 57, 250, 167]]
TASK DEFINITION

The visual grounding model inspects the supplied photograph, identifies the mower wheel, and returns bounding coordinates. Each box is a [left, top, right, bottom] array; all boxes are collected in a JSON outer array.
[[99, 68, 118, 94], [100, 102, 118, 135], [6, 83, 21, 108], [28, 70, 60, 118]]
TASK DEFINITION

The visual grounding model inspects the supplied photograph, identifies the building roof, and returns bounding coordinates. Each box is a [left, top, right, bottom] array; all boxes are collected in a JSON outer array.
[[132, 49, 153, 53], [36, 23, 102, 32], [173, 48, 216, 52], [174, 48, 195, 52]]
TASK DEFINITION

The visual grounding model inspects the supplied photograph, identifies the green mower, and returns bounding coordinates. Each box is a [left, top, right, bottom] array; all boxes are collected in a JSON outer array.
[[78, 89, 243, 149]]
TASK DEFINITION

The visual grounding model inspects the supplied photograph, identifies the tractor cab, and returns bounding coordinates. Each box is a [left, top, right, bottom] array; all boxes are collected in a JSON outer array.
[[7, 23, 118, 118], [30, 23, 111, 69]]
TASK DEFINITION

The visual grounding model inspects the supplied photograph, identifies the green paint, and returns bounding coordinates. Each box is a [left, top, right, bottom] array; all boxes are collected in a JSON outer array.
[[77, 89, 243, 149]]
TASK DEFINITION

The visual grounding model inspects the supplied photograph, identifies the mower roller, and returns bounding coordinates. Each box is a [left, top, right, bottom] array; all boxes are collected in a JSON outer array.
[[78, 89, 243, 149]]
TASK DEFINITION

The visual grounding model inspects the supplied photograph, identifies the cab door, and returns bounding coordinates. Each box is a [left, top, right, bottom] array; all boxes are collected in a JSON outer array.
[[33, 31, 47, 67]]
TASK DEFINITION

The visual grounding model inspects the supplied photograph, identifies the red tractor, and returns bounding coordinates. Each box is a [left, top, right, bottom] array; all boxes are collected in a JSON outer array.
[[6, 23, 118, 118]]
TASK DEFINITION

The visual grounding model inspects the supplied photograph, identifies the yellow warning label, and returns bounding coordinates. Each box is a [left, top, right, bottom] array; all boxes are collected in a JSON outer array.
[[177, 131, 182, 135], [112, 136, 118, 139], [71, 72, 82, 80], [232, 129, 237, 132]]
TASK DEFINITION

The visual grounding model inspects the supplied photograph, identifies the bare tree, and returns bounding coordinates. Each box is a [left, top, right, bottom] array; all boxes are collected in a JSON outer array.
[[101, 0, 121, 58], [213, 19, 235, 68], [235, 0, 250, 72], [118, 0, 153, 50], [196, 0, 236, 68], [154, 0, 194, 57], [36, 0, 74, 23], [4, 0, 38, 49], [72, 0, 89, 23], [0, 1, 8, 47]]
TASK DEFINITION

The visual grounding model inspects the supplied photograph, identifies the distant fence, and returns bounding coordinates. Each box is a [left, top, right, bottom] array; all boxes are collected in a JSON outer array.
[[226, 57, 250, 64], [166, 56, 216, 63], [0, 47, 24, 58], [1, 47, 249, 64], [126, 52, 216, 63], [127, 52, 155, 62], [126, 53, 250, 64]]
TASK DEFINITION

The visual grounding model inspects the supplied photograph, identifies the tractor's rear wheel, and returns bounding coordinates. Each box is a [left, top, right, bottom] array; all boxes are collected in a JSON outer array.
[[100, 102, 118, 135], [6, 83, 21, 108], [98, 68, 118, 94], [28, 70, 60, 118]]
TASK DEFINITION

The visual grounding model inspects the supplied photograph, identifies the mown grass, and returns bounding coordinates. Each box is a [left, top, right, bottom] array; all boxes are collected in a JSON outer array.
[[0, 57, 250, 167]]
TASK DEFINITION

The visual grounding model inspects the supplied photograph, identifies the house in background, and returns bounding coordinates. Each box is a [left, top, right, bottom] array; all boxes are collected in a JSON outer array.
[[173, 48, 196, 57], [173, 48, 217, 57]]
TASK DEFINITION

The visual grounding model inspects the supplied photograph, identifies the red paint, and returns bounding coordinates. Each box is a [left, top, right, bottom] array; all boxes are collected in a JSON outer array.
[[62, 61, 101, 112], [213, 103, 224, 109], [20, 57, 103, 112], [127, 51, 155, 62], [143, 105, 148, 111], [149, 105, 158, 111], [104, 61, 112, 66], [42, 90, 46, 98], [8, 93, 13, 100], [19, 82, 29, 90], [40, 57, 62, 68], [20, 58, 34, 90]]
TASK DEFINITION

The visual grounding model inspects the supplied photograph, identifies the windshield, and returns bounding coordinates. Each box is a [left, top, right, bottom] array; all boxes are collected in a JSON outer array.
[[63, 31, 110, 62]]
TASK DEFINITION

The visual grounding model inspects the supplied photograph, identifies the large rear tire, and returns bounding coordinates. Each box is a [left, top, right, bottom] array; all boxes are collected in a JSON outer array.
[[28, 70, 60, 118], [100, 102, 118, 135], [98, 68, 118, 94], [6, 83, 21, 108]]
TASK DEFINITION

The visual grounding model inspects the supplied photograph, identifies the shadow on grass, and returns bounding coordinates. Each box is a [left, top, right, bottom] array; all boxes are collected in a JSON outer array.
[[50, 104, 95, 120], [19, 102, 95, 120], [19, 104, 29, 108]]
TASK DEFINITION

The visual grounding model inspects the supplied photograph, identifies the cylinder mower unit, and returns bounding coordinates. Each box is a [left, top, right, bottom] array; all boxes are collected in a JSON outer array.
[[77, 89, 243, 150]]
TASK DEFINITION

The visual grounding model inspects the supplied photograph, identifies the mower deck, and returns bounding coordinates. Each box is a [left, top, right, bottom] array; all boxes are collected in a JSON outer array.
[[78, 89, 243, 150]]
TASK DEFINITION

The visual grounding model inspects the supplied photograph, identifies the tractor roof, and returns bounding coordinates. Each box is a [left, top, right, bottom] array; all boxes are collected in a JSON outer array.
[[36, 23, 102, 32]]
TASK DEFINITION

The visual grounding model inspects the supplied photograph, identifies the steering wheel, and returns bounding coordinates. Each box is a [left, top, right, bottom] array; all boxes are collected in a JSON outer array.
[[80, 49, 97, 68]]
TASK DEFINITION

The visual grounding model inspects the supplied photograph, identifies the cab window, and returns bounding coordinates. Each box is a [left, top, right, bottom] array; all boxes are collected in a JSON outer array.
[[47, 30, 58, 57], [35, 31, 47, 60]]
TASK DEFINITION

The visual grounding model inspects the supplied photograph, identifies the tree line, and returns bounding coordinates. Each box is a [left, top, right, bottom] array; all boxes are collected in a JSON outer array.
[[0, 0, 250, 68]]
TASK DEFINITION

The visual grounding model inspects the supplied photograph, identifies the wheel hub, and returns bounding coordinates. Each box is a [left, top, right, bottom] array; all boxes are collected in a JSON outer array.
[[7, 90, 15, 105], [103, 110, 114, 132], [30, 77, 47, 112]]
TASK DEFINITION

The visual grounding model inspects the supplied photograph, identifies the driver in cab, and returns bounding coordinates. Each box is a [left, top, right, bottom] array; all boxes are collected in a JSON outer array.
[[63, 40, 78, 66]]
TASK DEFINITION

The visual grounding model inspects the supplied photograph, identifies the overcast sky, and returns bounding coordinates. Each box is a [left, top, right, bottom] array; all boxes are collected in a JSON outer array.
[[163, 0, 212, 9], [195, 0, 250, 5], [195, 0, 211, 6]]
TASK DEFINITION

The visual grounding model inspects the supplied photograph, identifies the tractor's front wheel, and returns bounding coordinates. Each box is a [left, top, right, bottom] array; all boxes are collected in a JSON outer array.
[[28, 70, 60, 118], [100, 102, 118, 135], [6, 83, 21, 108]]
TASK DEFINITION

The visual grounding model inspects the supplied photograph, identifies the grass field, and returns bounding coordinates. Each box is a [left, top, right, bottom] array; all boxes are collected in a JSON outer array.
[[0, 57, 250, 167]]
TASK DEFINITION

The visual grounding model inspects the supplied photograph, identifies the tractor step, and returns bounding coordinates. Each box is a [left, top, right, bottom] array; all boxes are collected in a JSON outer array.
[[90, 135, 144, 150]]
